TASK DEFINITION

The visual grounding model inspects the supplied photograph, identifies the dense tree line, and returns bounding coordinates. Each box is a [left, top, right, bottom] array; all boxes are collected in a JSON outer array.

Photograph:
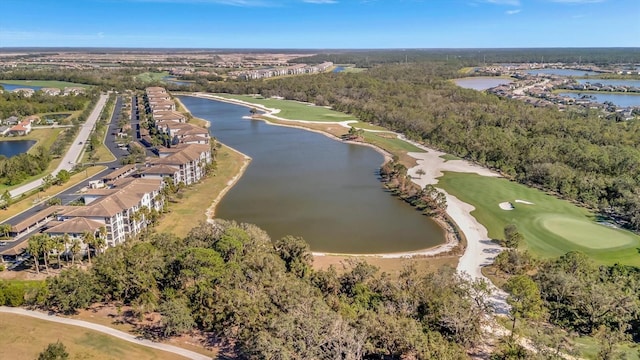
[[0, 146, 51, 185], [20, 221, 504, 359], [289, 48, 640, 67], [199, 62, 640, 230], [0, 90, 93, 119]]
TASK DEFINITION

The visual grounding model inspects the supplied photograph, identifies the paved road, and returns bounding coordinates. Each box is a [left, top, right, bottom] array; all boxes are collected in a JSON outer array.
[[0, 96, 124, 254], [0, 306, 211, 360], [9, 94, 109, 199]]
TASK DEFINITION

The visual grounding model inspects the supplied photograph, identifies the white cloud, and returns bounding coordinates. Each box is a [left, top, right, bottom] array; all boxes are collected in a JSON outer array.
[[505, 9, 521, 14]]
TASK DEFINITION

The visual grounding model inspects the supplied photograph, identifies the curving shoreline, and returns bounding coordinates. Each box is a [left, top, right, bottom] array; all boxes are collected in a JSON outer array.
[[183, 93, 458, 257]]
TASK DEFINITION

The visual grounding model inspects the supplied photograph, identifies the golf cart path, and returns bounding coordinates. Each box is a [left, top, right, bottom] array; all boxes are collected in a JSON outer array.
[[0, 306, 210, 360]]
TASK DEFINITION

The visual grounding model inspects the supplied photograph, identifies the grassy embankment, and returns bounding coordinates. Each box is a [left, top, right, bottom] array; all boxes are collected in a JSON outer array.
[[0, 313, 186, 360], [154, 145, 246, 236], [214, 94, 357, 122], [438, 172, 640, 266], [0, 166, 107, 224], [212, 94, 422, 166], [0, 80, 91, 89]]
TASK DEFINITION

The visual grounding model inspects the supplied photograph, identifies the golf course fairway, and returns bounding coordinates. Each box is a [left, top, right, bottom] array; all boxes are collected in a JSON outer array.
[[438, 172, 640, 266]]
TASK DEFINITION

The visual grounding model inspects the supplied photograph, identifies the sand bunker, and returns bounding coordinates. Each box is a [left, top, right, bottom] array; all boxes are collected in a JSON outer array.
[[515, 199, 535, 205], [499, 202, 515, 210]]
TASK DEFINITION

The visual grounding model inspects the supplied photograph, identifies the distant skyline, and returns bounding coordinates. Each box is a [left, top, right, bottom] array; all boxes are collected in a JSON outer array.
[[1, 0, 639, 49]]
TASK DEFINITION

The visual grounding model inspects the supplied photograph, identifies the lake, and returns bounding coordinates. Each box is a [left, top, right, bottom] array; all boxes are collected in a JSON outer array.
[[454, 77, 513, 90], [162, 76, 194, 87], [559, 92, 640, 107], [577, 79, 640, 88], [0, 83, 43, 91], [179, 96, 447, 254], [526, 69, 600, 76], [333, 67, 345, 73], [0, 140, 36, 158]]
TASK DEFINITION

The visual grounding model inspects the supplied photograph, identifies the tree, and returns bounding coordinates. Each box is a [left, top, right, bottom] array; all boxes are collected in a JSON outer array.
[[82, 231, 96, 264], [37, 341, 69, 360], [52, 235, 65, 269], [504, 275, 544, 338], [1, 190, 12, 209], [27, 235, 43, 274], [70, 238, 81, 265], [415, 168, 426, 178], [159, 298, 195, 337], [274, 235, 312, 278], [0, 223, 11, 238], [46, 197, 62, 206], [55, 170, 70, 185], [503, 224, 524, 249]]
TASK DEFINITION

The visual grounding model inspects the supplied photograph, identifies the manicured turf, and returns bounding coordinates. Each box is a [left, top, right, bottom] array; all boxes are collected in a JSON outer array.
[[135, 71, 170, 83], [0, 313, 185, 360], [362, 131, 425, 154], [439, 154, 462, 162], [0, 80, 91, 88], [215, 94, 358, 122], [437, 172, 640, 266]]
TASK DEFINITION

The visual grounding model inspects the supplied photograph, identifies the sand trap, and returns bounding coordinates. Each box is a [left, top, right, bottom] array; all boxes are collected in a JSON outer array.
[[515, 199, 534, 205], [499, 202, 515, 210]]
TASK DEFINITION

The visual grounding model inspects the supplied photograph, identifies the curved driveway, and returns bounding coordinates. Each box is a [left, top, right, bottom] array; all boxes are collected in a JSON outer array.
[[9, 94, 109, 198], [0, 306, 211, 360]]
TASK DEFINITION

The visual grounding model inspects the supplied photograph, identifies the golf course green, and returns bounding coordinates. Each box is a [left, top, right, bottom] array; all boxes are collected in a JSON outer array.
[[438, 172, 640, 266]]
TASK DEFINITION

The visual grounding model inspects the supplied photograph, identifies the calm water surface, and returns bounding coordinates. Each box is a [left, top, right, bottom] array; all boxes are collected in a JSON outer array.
[[0, 140, 36, 158], [0, 83, 43, 91], [454, 77, 512, 90], [179, 96, 446, 253], [526, 69, 600, 76], [577, 79, 640, 87], [559, 92, 640, 107]]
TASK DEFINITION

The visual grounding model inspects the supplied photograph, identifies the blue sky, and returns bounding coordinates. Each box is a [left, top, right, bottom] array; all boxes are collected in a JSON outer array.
[[1, 0, 638, 48]]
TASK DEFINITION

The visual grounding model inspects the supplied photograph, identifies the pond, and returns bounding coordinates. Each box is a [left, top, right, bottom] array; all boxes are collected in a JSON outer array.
[[577, 79, 640, 88], [525, 69, 600, 77], [0, 83, 43, 91], [559, 92, 640, 107], [453, 77, 513, 91], [0, 140, 36, 158], [179, 95, 447, 254]]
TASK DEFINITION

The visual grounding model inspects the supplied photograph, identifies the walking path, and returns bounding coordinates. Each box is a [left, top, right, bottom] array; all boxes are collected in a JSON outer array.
[[9, 94, 109, 199], [0, 306, 211, 360]]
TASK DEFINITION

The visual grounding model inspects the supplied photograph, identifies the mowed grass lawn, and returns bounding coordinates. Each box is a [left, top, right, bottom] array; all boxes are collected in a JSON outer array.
[[215, 94, 358, 122], [438, 172, 640, 266], [154, 145, 246, 236], [0, 313, 185, 360], [0, 80, 91, 88]]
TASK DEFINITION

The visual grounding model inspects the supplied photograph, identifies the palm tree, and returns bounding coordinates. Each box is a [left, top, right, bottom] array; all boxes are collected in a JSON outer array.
[[0, 223, 11, 239], [31, 233, 53, 274], [70, 238, 81, 265], [98, 226, 108, 252], [62, 233, 71, 264], [26, 236, 42, 274], [52, 235, 65, 269], [82, 231, 96, 264]]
